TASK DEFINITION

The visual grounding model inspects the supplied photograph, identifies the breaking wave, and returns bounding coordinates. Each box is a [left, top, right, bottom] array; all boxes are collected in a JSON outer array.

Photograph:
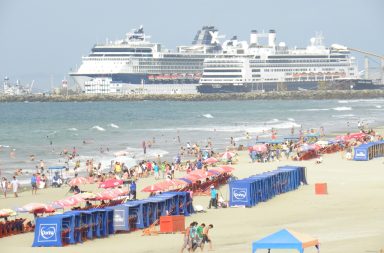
[[91, 125, 106, 131]]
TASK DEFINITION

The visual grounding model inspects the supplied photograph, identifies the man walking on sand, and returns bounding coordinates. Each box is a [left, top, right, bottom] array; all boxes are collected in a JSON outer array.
[[11, 176, 20, 197], [202, 224, 214, 251], [208, 186, 217, 209]]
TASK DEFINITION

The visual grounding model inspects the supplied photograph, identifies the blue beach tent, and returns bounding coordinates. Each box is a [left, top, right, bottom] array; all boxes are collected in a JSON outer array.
[[32, 214, 75, 247], [123, 201, 146, 229], [252, 229, 319, 253], [64, 211, 82, 243], [106, 205, 129, 232], [353, 141, 384, 161]]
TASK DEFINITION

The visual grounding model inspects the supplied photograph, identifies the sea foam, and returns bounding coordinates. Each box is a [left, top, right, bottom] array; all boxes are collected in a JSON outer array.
[[202, 114, 214, 118], [110, 123, 119, 128], [332, 107, 352, 111], [91, 125, 106, 131]]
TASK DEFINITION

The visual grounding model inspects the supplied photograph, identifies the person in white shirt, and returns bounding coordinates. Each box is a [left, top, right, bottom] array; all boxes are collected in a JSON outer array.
[[11, 176, 20, 197]]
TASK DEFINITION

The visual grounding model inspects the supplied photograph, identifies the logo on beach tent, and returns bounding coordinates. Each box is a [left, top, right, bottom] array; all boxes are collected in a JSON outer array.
[[355, 150, 366, 157], [39, 224, 57, 241], [232, 188, 247, 201], [114, 210, 125, 225]]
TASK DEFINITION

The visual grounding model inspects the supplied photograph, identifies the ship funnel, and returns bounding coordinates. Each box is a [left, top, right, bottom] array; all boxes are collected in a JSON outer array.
[[250, 30, 258, 45], [268, 29, 276, 47]]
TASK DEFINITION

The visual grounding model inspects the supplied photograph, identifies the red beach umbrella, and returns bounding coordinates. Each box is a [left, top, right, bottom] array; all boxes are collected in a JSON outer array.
[[109, 188, 129, 196], [99, 179, 124, 189], [218, 165, 235, 173], [185, 173, 204, 182], [190, 170, 217, 178], [141, 184, 165, 193], [69, 176, 90, 186], [203, 157, 219, 164]]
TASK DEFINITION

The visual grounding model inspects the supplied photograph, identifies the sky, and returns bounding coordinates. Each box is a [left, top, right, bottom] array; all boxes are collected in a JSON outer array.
[[0, 0, 383, 91]]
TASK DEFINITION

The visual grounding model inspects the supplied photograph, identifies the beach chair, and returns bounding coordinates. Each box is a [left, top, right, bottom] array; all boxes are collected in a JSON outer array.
[[142, 219, 159, 236]]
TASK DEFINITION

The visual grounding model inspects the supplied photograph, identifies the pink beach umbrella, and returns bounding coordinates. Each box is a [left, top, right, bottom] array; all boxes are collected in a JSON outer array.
[[185, 173, 204, 182], [218, 165, 235, 173], [109, 188, 129, 196], [190, 170, 217, 178], [221, 151, 235, 160], [69, 176, 90, 186], [99, 179, 124, 189], [141, 184, 165, 193], [19, 203, 55, 214], [203, 157, 219, 164], [252, 144, 268, 153]]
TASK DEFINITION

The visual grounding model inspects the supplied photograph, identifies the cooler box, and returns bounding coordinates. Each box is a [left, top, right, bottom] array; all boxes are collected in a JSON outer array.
[[315, 183, 328, 195], [159, 215, 185, 233]]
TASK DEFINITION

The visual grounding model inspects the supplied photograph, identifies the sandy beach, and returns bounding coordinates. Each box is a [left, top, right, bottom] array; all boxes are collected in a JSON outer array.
[[1, 144, 383, 253]]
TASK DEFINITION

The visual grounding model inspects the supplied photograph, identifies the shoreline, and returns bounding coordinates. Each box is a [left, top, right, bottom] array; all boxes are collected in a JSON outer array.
[[1, 89, 384, 102]]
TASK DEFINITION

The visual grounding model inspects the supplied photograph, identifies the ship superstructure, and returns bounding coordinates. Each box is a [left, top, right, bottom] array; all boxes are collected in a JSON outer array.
[[70, 26, 221, 91], [198, 30, 360, 93]]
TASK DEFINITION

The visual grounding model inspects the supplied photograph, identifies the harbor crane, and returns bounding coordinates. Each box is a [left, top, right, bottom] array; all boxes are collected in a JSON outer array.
[[332, 44, 384, 83]]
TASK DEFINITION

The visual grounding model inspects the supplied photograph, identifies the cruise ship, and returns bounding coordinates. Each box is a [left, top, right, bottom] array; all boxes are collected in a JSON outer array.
[[197, 30, 365, 93], [70, 26, 222, 92]]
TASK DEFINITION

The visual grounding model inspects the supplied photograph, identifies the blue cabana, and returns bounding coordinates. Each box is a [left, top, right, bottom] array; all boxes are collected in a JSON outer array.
[[64, 211, 82, 243], [252, 229, 319, 253], [81, 209, 100, 239], [105, 209, 114, 235], [229, 166, 306, 208], [32, 214, 75, 247], [106, 205, 129, 232], [90, 209, 109, 237], [353, 141, 384, 161], [123, 201, 146, 229]]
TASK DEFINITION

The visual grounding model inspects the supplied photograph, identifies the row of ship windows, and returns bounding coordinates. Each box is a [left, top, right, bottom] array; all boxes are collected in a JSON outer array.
[[84, 57, 203, 65], [206, 63, 349, 68]]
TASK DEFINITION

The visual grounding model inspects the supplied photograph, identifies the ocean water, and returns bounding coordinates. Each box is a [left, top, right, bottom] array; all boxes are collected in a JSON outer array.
[[0, 99, 383, 184]]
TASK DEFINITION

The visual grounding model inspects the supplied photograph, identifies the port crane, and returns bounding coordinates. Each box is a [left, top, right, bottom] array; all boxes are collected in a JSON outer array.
[[348, 47, 384, 83], [332, 44, 384, 83]]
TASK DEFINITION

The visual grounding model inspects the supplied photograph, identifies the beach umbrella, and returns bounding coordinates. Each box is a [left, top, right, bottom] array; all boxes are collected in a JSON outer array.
[[52, 198, 79, 208], [78, 192, 97, 200], [218, 165, 235, 173], [141, 184, 165, 193], [221, 151, 235, 160], [0, 209, 16, 217], [190, 170, 217, 178], [203, 157, 218, 164], [315, 140, 329, 147], [207, 170, 220, 176], [101, 190, 119, 199], [209, 167, 226, 174], [108, 188, 129, 196], [18, 203, 55, 214], [185, 173, 204, 182], [155, 179, 188, 190], [99, 179, 124, 189], [252, 144, 268, 153], [69, 176, 90, 186]]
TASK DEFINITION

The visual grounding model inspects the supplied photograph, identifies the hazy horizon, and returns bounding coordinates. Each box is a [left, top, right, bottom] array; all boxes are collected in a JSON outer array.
[[0, 0, 383, 91]]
